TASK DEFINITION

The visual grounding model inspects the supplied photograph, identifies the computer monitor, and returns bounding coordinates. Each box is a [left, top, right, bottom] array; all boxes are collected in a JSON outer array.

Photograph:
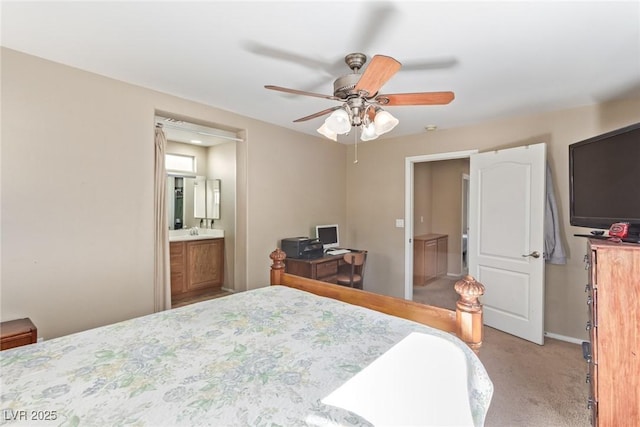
[[315, 224, 339, 249]]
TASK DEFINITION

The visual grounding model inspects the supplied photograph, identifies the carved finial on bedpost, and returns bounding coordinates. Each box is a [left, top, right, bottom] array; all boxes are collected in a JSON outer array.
[[270, 248, 286, 286], [454, 275, 485, 353]]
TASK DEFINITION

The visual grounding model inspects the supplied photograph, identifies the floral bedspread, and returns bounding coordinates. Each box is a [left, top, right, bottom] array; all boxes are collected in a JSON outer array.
[[1, 286, 492, 426]]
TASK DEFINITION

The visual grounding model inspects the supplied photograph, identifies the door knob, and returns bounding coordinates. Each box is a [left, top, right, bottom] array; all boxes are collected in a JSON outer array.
[[522, 251, 540, 259]]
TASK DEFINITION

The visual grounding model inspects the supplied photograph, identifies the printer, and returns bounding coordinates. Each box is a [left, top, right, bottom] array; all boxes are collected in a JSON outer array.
[[281, 237, 324, 259]]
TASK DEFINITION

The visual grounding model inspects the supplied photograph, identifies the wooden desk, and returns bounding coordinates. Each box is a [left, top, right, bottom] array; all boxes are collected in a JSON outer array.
[[284, 251, 364, 288]]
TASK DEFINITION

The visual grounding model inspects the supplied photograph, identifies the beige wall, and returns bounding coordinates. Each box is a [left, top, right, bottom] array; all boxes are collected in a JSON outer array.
[[3, 47, 639, 342], [208, 142, 236, 291], [346, 97, 640, 340], [0, 48, 346, 339], [413, 162, 432, 236]]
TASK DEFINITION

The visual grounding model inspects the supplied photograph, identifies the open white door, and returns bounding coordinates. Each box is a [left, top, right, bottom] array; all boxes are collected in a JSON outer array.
[[469, 143, 546, 344]]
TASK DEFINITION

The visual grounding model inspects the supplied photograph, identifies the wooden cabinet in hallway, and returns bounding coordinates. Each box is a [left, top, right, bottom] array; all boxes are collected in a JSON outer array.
[[413, 233, 448, 285]]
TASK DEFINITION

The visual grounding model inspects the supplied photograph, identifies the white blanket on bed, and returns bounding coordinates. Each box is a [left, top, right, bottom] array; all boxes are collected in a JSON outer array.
[[323, 332, 474, 426]]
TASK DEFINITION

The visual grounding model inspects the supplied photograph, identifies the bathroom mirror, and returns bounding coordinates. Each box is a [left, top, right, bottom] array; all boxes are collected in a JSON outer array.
[[168, 176, 220, 229], [206, 179, 221, 220], [194, 177, 207, 219]]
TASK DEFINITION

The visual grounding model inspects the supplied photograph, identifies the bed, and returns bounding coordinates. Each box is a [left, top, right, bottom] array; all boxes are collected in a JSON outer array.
[[0, 249, 492, 426]]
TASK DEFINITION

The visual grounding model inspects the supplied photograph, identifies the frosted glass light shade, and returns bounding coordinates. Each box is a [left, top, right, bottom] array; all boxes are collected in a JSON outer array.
[[374, 110, 399, 135], [317, 122, 338, 141], [360, 122, 378, 141], [325, 108, 352, 134]]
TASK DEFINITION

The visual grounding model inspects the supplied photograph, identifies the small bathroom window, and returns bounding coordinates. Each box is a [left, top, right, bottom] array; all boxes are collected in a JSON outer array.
[[166, 153, 195, 174]]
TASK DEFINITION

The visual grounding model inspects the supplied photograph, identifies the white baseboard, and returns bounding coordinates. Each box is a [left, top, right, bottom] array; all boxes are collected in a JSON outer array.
[[544, 331, 585, 345], [221, 287, 236, 293]]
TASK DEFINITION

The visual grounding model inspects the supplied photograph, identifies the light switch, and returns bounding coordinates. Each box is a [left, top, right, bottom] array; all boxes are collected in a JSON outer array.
[[395, 219, 404, 228]]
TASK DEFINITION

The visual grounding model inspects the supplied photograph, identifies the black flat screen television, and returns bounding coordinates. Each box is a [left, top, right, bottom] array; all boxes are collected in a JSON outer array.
[[569, 122, 640, 236]]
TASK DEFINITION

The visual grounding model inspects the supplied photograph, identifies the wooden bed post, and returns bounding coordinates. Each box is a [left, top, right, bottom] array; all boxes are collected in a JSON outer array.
[[270, 248, 286, 286], [454, 275, 485, 354]]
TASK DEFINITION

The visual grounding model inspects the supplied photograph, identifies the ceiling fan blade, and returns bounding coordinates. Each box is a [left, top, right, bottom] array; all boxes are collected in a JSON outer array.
[[293, 106, 343, 123], [350, 2, 399, 53], [402, 57, 458, 71], [354, 55, 401, 97], [375, 91, 455, 106], [265, 85, 339, 101], [244, 41, 337, 74]]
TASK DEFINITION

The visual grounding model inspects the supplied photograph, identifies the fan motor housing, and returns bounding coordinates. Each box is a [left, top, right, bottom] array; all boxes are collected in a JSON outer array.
[[333, 74, 360, 99]]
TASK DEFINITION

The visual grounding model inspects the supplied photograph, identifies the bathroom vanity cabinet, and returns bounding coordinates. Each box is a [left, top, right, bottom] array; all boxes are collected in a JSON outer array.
[[170, 238, 224, 302]]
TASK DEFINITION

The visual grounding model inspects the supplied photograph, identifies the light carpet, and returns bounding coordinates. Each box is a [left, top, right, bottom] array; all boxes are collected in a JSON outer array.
[[414, 278, 590, 427]]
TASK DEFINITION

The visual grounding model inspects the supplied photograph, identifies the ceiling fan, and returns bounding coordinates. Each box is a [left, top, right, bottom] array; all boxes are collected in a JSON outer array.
[[265, 53, 455, 141]]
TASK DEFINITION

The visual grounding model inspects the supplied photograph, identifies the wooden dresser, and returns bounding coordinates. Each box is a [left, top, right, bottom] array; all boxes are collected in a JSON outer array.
[[583, 239, 640, 426], [413, 233, 448, 285], [1, 318, 38, 350]]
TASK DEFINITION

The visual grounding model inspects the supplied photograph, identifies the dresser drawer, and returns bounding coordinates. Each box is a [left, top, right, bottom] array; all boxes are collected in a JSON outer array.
[[315, 260, 339, 279]]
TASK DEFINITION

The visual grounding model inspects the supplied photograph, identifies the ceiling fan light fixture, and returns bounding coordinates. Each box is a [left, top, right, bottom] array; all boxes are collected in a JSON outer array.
[[317, 122, 338, 141], [360, 122, 378, 141], [325, 108, 352, 134], [265, 53, 456, 142], [373, 108, 399, 135]]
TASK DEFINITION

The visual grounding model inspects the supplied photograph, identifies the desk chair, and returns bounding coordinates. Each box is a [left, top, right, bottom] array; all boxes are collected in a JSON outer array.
[[336, 251, 367, 289]]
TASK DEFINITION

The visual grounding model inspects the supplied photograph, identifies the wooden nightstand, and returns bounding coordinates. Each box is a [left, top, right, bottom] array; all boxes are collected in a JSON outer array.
[[1, 318, 38, 350]]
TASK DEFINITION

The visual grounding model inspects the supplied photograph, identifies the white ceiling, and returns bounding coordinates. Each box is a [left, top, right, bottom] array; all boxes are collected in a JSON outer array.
[[2, 1, 639, 143]]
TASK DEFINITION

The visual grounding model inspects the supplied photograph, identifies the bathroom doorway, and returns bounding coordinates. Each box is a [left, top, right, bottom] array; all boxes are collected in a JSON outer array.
[[155, 114, 241, 299]]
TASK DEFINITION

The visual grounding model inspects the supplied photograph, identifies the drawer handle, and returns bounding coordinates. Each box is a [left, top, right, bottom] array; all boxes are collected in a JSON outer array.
[[582, 341, 592, 363]]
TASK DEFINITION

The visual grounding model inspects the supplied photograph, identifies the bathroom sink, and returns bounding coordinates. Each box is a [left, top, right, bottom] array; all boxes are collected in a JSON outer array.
[[169, 229, 224, 242]]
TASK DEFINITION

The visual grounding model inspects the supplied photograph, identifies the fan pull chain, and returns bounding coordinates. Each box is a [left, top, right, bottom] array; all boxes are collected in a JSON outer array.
[[354, 127, 359, 164]]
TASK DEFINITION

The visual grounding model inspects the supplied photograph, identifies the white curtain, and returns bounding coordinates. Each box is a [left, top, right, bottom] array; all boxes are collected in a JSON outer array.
[[154, 125, 171, 311]]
